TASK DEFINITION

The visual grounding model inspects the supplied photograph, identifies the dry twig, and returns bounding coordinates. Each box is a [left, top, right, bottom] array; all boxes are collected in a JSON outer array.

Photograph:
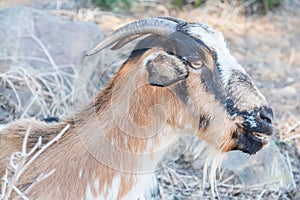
[[0, 124, 70, 200]]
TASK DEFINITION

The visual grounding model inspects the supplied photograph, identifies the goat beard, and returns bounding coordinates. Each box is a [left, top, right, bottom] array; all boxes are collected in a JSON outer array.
[[191, 141, 226, 197]]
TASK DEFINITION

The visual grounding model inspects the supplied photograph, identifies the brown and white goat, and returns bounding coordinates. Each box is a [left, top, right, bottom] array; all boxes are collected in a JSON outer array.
[[0, 17, 274, 199]]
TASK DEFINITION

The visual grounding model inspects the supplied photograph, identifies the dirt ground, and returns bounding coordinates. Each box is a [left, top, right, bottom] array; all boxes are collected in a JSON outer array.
[[0, 0, 299, 199]]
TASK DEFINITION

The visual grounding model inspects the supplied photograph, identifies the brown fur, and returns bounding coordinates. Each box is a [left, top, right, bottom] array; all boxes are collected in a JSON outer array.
[[0, 46, 266, 199], [0, 49, 190, 199]]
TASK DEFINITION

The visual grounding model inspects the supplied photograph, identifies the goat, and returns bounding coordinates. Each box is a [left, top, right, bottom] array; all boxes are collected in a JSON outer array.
[[0, 17, 274, 199]]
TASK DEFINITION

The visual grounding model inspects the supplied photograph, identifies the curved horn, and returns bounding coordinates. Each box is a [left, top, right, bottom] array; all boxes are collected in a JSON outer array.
[[111, 17, 187, 50], [158, 16, 186, 23], [111, 34, 142, 50], [86, 18, 177, 56]]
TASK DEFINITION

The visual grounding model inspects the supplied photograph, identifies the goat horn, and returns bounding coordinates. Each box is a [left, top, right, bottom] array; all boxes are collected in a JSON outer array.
[[111, 34, 142, 50], [158, 16, 185, 23], [111, 17, 186, 50], [86, 18, 177, 56]]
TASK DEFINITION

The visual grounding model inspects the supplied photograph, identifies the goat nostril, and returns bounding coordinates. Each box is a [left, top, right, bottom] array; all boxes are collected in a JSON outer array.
[[260, 114, 272, 124], [259, 107, 273, 124]]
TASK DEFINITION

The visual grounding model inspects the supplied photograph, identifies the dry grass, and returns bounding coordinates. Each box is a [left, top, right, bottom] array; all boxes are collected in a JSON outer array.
[[0, 32, 77, 121], [277, 112, 300, 147], [0, 1, 299, 199], [0, 124, 69, 200]]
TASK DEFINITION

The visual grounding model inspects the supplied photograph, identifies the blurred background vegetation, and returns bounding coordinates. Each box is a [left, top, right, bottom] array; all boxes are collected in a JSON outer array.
[[91, 0, 283, 14]]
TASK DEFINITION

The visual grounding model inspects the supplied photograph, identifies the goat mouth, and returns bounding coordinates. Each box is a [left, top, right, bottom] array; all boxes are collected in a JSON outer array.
[[232, 128, 272, 154], [251, 132, 269, 145]]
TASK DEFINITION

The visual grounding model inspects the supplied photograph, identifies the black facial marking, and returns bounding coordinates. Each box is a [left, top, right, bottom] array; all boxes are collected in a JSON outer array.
[[211, 50, 219, 66], [199, 114, 210, 131], [166, 32, 210, 64], [134, 32, 210, 65], [189, 48, 235, 113], [200, 65, 226, 104], [232, 130, 264, 155], [240, 109, 274, 135], [225, 98, 239, 118], [174, 80, 189, 104], [128, 48, 150, 61]]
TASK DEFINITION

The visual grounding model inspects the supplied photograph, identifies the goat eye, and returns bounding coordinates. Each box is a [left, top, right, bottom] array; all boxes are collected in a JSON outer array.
[[191, 61, 203, 69]]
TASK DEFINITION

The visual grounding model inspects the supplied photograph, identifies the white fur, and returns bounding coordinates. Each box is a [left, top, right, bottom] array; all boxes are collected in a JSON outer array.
[[123, 174, 158, 200], [85, 184, 105, 200], [79, 168, 83, 178], [0, 124, 8, 132], [107, 176, 121, 199], [84, 174, 157, 200], [189, 24, 246, 85], [245, 115, 258, 128]]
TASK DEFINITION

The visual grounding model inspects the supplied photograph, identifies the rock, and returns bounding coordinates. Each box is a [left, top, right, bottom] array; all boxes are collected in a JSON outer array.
[[271, 85, 297, 98], [0, 6, 104, 69], [222, 141, 294, 190], [0, 6, 106, 119], [157, 136, 295, 199], [0, 0, 89, 10]]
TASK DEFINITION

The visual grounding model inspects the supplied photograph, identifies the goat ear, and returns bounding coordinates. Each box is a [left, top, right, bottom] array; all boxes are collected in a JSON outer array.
[[144, 51, 188, 87]]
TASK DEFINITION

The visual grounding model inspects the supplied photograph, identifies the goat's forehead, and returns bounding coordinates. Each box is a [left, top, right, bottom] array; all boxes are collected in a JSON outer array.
[[186, 23, 247, 84]]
